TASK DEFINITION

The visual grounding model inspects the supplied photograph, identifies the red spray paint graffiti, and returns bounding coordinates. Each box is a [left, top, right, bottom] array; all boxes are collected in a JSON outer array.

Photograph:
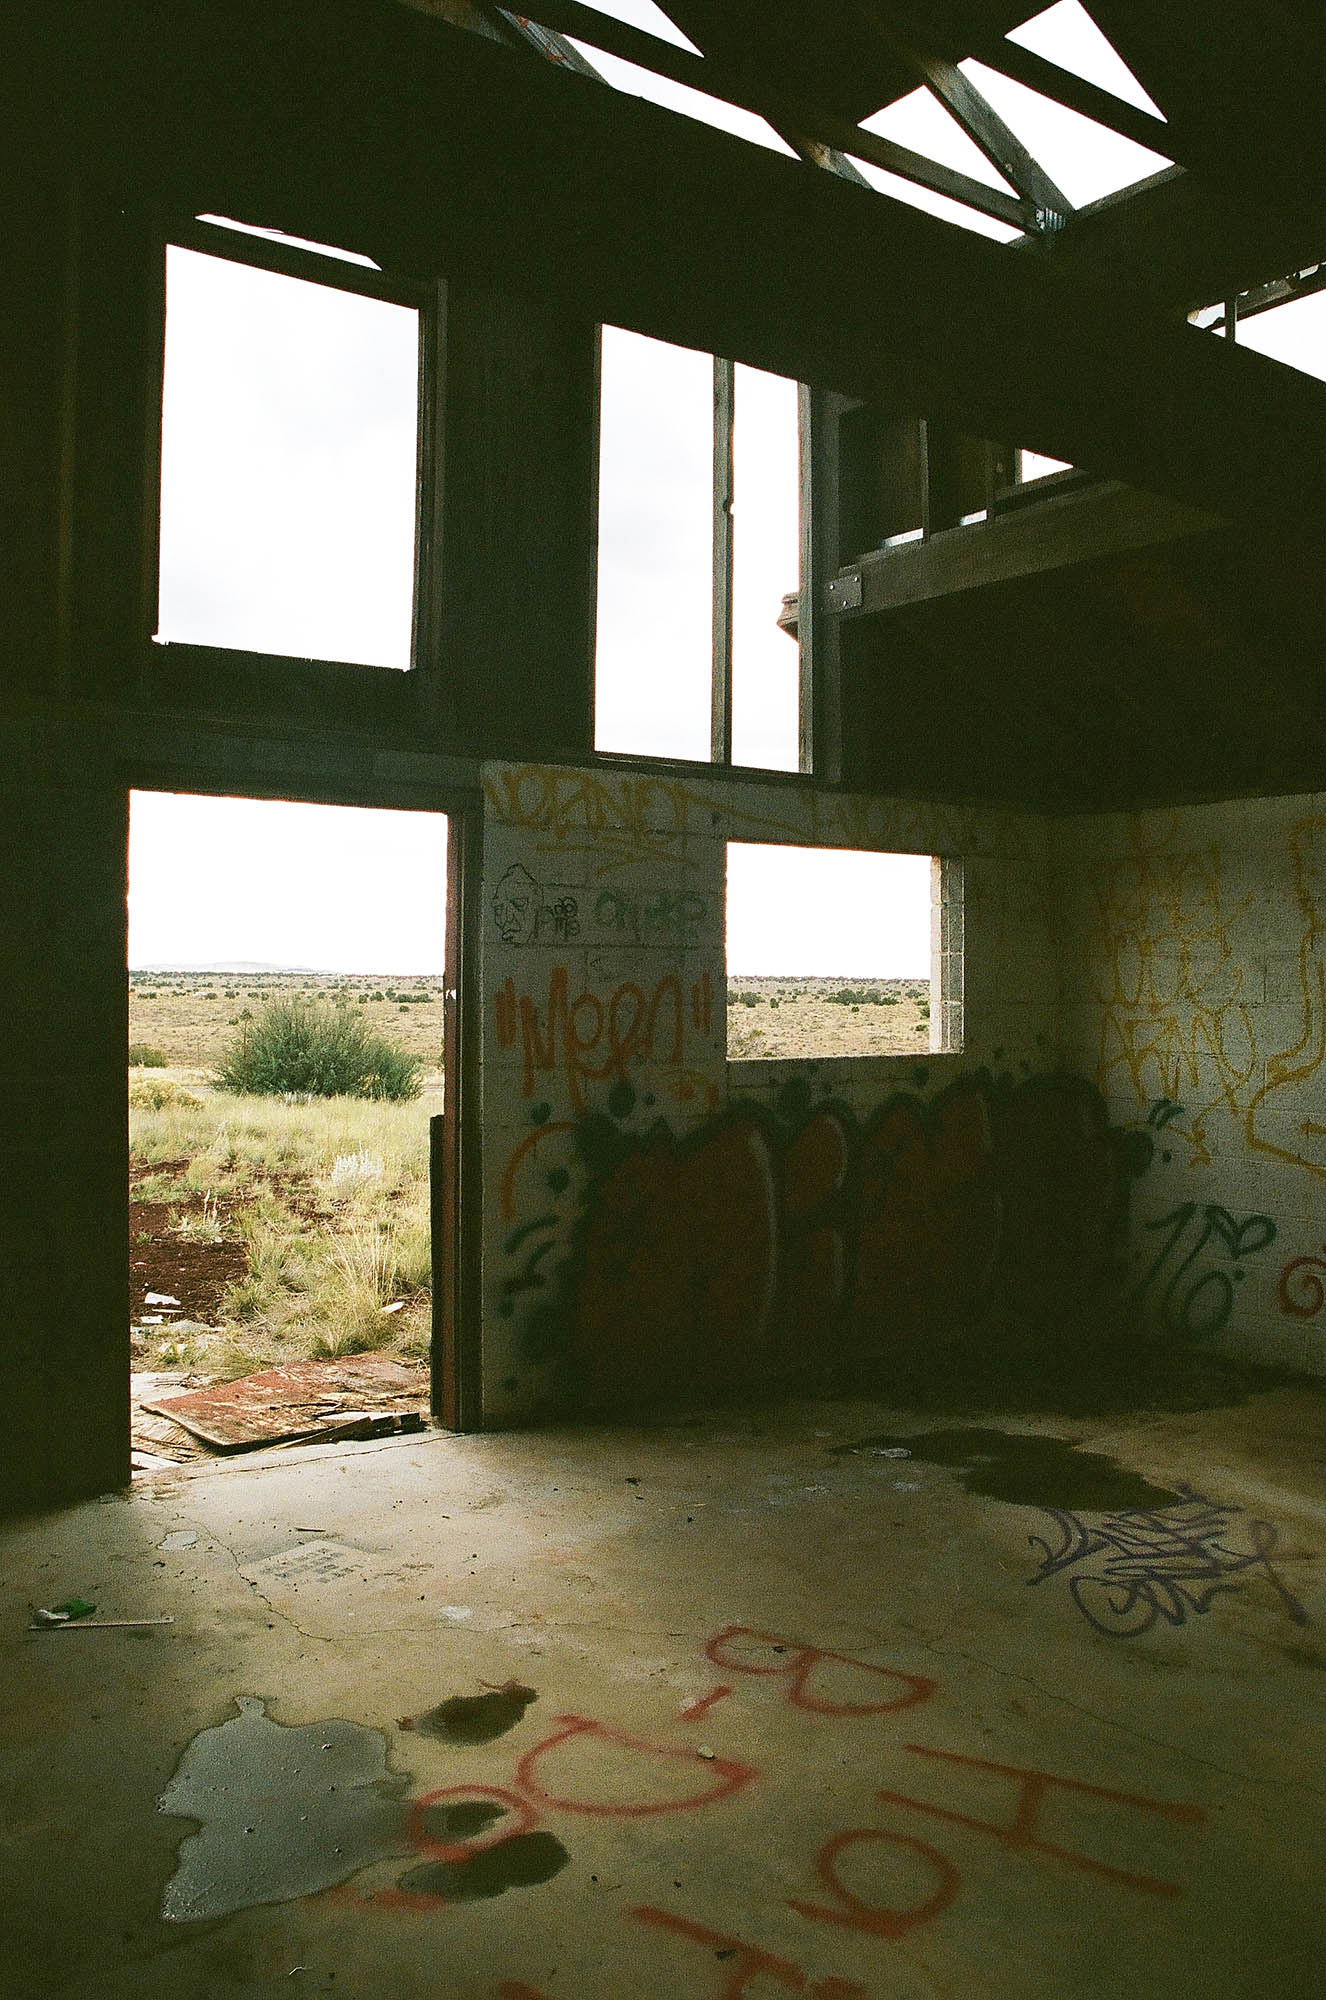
[[494, 965, 717, 1114], [633, 1906, 869, 1998], [875, 1745, 1205, 1896], [705, 1627, 936, 1716], [1278, 1244, 1326, 1318], [528, 1074, 1143, 1406], [514, 1714, 757, 1817]]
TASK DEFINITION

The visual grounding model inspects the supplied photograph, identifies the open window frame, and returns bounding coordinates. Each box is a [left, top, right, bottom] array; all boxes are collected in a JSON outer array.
[[591, 334, 842, 784], [136, 211, 449, 737]]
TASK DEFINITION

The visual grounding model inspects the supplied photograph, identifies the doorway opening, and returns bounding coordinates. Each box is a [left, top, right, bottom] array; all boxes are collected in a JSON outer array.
[[127, 791, 452, 1472]]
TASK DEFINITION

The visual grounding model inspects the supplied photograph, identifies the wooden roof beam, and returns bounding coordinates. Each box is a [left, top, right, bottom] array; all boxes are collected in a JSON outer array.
[[9, 0, 1326, 534]]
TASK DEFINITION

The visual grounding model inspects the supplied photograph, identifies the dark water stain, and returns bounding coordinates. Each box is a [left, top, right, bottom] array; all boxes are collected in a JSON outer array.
[[397, 1832, 569, 1901], [400, 1681, 538, 1744], [1280, 1641, 1326, 1672], [832, 1427, 1180, 1509], [415, 1800, 508, 1841]]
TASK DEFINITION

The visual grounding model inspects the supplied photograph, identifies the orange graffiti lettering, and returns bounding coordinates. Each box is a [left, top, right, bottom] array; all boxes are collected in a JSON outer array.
[[877, 1745, 1206, 1896], [634, 1906, 868, 1999], [788, 1825, 962, 1940], [495, 964, 716, 1113], [706, 1627, 936, 1716], [514, 1714, 756, 1817]]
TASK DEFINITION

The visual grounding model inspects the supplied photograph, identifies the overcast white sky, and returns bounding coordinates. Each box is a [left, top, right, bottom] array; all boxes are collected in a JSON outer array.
[[137, 3, 1323, 979]]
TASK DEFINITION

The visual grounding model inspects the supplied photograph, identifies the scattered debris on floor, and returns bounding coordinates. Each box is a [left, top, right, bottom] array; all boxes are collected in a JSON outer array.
[[30, 1614, 173, 1633], [31, 1599, 95, 1626], [140, 1356, 429, 1453]]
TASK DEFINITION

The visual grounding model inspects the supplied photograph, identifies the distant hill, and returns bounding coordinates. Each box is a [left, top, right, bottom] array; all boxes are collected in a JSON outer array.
[[130, 961, 326, 974]]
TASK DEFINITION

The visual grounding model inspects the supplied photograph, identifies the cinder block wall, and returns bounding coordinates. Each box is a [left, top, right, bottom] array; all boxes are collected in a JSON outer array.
[[1057, 795, 1326, 1375], [476, 758, 1062, 1418], [0, 732, 129, 1510]]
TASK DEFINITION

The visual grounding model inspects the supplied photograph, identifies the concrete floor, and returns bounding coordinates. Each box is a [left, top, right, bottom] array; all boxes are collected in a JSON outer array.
[[3, 1384, 1325, 1999]]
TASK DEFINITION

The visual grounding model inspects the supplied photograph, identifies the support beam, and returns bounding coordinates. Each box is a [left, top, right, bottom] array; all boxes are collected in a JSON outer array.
[[500, 0, 1033, 228], [9, 0, 1326, 532]]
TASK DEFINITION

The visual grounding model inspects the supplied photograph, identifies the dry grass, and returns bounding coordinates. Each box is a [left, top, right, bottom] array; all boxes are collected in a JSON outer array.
[[129, 1075, 437, 1379], [725, 976, 932, 1059], [129, 970, 445, 1080]]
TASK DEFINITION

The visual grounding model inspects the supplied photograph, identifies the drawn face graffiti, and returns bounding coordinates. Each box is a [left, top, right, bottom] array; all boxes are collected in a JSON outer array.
[[494, 865, 541, 945]]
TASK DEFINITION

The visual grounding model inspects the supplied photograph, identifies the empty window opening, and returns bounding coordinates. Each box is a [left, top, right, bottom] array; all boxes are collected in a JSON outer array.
[[566, 0, 698, 55], [726, 844, 949, 1061], [731, 363, 801, 771], [565, 35, 796, 154], [844, 152, 1025, 245], [595, 326, 713, 760], [1228, 291, 1326, 386], [156, 246, 420, 669], [860, 86, 1018, 198], [595, 331, 803, 770], [127, 792, 447, 1472]]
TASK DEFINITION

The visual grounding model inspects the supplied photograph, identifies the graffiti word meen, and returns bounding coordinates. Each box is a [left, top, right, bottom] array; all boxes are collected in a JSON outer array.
[[494, 966, 716, 1113], [1131, 1201, 1276, 1337], [1028, 1489, 1309, 1636]]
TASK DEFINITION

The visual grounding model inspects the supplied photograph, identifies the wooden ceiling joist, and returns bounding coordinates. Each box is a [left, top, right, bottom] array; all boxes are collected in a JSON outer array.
[[9, 0, 1326, 536]]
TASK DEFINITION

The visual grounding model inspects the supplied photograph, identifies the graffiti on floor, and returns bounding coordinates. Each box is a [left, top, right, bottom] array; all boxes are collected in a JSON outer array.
[[633, 1906, 868, 1998], [161, 1614, 1215, 1994], [704, 1626, 935, 1716], [1278, 1244, 1326, 1318], [476, 1622, 1206, 1995], [1027, 1489, 1310, 1636], [494, 965, 718, 1115], [506, 1071, 1147, 1401], [1130, 1201, 1277, 1338]]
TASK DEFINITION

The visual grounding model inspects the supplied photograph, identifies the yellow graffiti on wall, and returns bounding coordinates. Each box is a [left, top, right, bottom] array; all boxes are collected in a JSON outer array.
[[1091, 814, 1326, 1179], [482, 763, 1020, 877], [1247, 815, 1326, 1177]]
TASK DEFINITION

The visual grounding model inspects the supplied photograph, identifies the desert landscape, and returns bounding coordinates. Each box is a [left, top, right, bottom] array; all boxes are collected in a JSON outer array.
[[126, 967, 930, 1424], [725, 974, 931, 1059]]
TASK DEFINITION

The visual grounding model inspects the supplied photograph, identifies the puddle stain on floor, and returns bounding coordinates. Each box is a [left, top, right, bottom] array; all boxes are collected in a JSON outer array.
[[400, 1681, 538, 1744], [156, 1697, 413, 1921], [832, 1427, 1181, 1510], [397, 1831, 570, 1901]]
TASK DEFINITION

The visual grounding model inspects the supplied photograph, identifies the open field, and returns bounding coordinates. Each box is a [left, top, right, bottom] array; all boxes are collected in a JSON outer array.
[[726, 974, 932, 1058], [129, 1067, 438, 1381], [129, 969, 445, 1079], [127, 969, 928, 1388]]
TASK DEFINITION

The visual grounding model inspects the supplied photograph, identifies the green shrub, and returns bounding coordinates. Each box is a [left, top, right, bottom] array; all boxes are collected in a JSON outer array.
[[128, 1044, 168, 1067], [216, 998, 421, 1102]]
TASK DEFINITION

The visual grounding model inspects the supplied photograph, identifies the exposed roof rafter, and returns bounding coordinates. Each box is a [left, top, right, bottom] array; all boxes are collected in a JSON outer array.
[[507, 0, 1037, 229]]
